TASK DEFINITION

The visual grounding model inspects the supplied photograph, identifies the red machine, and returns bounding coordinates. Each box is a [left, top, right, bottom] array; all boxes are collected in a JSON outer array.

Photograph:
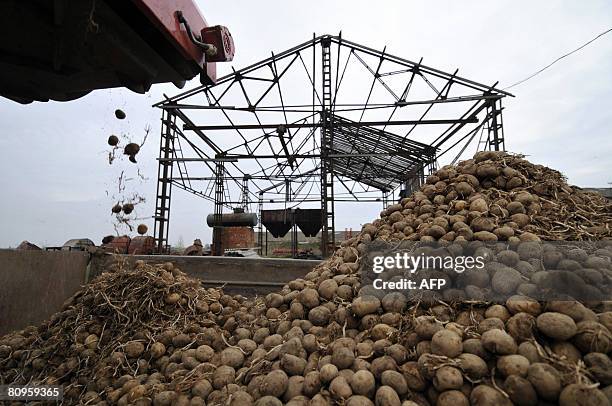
[[0, 0, 234, 103]]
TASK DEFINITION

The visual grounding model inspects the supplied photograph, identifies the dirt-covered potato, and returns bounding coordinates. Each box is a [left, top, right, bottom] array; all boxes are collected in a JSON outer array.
[[433, 366, 463, 391], [437, 390, 469, 406], [260, 370, 289, 398], [330, 375, 353, 400], [431, 330, 462, 358], [497, 354, 530, 377], [527, 362, 561, 401], [536, 312, 577, 340], [559, 383, 610, 406], [349, 370, 376, 396], [375, 385, 401, 406], [504, 375, 538, 406], [470, 384, 512, 406], [481, 329, 517, 355]]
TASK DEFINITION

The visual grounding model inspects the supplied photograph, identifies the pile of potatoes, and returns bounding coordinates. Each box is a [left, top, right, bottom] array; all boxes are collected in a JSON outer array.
[[376, 151, 611, 242], [1, 152, 612, 405]]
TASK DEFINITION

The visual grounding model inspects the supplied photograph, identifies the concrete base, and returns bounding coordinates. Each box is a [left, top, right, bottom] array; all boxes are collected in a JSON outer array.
[[0, 249, 89, 335]]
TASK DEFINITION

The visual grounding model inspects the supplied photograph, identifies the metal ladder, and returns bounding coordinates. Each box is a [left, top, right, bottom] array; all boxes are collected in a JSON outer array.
[[154, 110, 176, 253], [480, 99, 505, 151], [320, 37, 335, 257]]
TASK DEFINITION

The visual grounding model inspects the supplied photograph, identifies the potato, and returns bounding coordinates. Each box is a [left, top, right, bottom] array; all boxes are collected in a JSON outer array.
[[478, 317, 506, 334], [330, 376, 353, 400], [375, 385, 401, 406], [380, 370, 408, 396], [332, 347, 355, 369], [504, 375, 538, 406], [192, 379, 213, 399], [229, 390, 254, 406], [213, 365, 236, 389], [485, 305, 511, 321], [415, 316, 444, 339], [371, 356, 398, 379], [573, 321, 612, 354], [559, 383, 609, 406], [153, 391, 177, 406], [506, 312, 536, 342], [457, 353, 488, 380], [584, 353, 612, 385], [506, 295, 541, 316], [527, 362, 561, 401], [536, 312, 577, 340], [436, 390, 469, 406], [346, 395, 375, 406], [431, 330, 462, 358], [310, 394, 331, 406], [298, 288, 320, 308], [401, 361, 427, 392], [381, 292, 407, 313], [352, 296, 381, 317], [551, 341, 582, 364], [318, 279, 339, 300], [283, 375, 305, 402], [150, 342, 166, 359], [254, 396, 283, 406], [221, 347, 245, 368], [281, 353, 307, 376], [433, 366, 463, 391], [470, 384, 512, 406], [491, 267, 522, 294], [320, 363, 339, 383], [260, 370, 288, 398], [308, 306, 332, 326], [547, 301, 597, 323], [497, 355, 530, 377], [481, 329, 517, 355], [350, 370, 376, 396], [462, 338, 491, 360], [303, 371, 321, 397]]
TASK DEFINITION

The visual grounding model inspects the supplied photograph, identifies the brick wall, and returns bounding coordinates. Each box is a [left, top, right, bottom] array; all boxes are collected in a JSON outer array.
[[221, 227, 255, 249]]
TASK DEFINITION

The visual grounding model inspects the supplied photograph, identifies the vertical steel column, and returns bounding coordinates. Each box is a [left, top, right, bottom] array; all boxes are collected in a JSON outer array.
[[212, 160, 225, 256], [242, 175, 251, 212], [486, 98, 505, 151], [257, 192, 264, 255], [320, 37, 335, 257], [382, 191, 390, 209], [154, 109, 176, 253]]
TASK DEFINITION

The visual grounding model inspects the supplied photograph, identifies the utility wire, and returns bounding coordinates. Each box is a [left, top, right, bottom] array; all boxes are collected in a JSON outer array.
[[504, 27, 612, 90]]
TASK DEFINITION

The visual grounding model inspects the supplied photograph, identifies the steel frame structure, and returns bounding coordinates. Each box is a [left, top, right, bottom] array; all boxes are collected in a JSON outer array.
[[153, 34, 512, 255]]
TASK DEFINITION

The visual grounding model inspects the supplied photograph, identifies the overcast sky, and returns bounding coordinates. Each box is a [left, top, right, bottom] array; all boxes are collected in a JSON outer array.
[[0, 0, 610, 248]]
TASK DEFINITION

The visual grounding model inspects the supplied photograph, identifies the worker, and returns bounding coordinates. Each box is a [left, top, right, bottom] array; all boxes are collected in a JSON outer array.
[[184, 239, 203, 256]]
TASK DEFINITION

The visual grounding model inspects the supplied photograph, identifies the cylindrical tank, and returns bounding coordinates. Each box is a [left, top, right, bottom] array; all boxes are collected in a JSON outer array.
[[206, 212, 258, 227]]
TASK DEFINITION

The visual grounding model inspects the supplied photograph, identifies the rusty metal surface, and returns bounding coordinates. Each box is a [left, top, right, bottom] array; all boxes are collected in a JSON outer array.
[[0, 250, 89, 335]]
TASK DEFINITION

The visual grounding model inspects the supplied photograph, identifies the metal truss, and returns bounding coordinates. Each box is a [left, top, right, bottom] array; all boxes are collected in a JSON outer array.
[[154, 34, 513, 255]]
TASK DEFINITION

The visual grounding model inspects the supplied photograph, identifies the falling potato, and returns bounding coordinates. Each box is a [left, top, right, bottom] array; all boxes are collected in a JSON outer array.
[[107, 135, 119, 146], [137, 224, 148, 235], [122, 203, 134, 214], [111, 204, 122, 214], [114, 109, 126, 120], [123, 143, 139, 156]]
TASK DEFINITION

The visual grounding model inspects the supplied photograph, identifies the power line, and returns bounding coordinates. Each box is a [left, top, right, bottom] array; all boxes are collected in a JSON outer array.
[[504, 27, 612, 90]]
